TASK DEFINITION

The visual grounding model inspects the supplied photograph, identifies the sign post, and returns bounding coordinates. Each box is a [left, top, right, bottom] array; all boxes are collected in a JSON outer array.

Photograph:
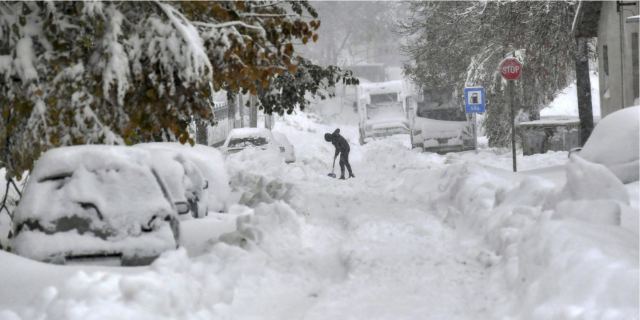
[[499, 57, 522, 172], [464, 87, 486, 151]]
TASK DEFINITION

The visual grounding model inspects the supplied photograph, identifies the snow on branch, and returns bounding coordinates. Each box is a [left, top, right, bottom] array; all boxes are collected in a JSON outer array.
[[193, 20, 267, 37], [0, 1, 322, 179], [155, 1, 213, 84]]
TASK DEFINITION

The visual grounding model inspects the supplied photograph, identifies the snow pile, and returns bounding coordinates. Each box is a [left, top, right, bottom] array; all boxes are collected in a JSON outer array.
[[224, 144, 299, 209], [2, 201, 344, 320], [579, 106, 639, 183], [219, 202, 302, 253], [433, 157, 639, 319], [549, 155, 636, 231]]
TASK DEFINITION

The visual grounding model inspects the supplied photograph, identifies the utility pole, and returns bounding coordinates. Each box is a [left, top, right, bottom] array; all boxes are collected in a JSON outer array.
[[574, 37, 594, 145]]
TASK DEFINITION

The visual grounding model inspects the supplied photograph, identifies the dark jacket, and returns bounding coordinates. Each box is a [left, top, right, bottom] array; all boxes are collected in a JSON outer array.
[[330, 129, 350, 157]]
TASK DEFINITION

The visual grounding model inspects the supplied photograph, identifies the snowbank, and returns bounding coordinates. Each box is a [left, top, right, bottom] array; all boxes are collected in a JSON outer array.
[[433, 156, 639, 319], [1, 201, 342, 320]]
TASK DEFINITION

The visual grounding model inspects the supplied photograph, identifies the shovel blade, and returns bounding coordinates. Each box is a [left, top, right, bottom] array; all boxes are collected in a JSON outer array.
[[327, 173, 336, 178]]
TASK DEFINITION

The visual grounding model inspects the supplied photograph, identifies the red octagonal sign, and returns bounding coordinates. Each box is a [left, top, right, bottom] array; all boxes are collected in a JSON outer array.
[[500, 57, 522, 80]]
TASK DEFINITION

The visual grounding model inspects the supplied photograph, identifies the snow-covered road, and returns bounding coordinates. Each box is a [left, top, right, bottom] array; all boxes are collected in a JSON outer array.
[[0, 113, 636, 320], [298, 183, 497, 320], [272, 145, 499, 320]]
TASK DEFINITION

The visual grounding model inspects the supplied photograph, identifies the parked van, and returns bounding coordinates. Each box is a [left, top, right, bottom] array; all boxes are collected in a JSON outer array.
[[408, 87, 476, 153], [357, 80, 410, 144]]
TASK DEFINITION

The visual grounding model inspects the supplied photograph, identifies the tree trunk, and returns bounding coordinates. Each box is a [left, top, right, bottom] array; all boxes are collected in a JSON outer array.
[[574, 37, 594, 145], [195, 118, 207, 145], [238, 93, 244, 127], [265, 114, 273, 130], [520, 59, 539, 121], [249, 95, 258, 127], [227, 94, 236, 124]]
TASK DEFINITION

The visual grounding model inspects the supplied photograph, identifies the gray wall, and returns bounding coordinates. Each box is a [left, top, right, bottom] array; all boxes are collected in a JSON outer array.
[[597, 1, 640, 117]]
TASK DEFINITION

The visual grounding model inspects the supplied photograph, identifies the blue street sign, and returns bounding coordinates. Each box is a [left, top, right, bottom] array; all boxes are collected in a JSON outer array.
[[464, 87, 486, 113]]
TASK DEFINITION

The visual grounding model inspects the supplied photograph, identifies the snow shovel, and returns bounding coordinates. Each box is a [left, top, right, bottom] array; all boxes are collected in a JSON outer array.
[[327, 157, 337, 178]]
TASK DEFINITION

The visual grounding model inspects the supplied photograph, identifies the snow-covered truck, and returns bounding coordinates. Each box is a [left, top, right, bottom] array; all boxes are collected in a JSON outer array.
[[408, 87, 476, 153], [357, 80, 411, 144]]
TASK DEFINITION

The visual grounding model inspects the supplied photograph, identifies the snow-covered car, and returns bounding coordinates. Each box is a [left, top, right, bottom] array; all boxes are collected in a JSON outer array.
[[136, 142, 231, 218], [573, 106, 639, 183], [11, 146, 182, 266], [221, 128, 296, 163]]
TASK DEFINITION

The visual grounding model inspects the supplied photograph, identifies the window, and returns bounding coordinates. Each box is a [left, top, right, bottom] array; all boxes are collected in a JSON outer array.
[[603, 45, 609, 76], [632, 33, 639, 99], [228, 137, 268, 148], [416, 103, 466, 121], [370, 93, 398, 104]]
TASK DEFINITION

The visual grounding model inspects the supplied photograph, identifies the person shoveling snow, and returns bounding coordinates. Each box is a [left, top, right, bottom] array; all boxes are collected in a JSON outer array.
[[324, 128, 355, 180]]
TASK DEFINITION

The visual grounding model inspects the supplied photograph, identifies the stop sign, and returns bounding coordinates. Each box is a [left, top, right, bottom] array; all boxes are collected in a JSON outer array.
[[500, 58, 522, 80]]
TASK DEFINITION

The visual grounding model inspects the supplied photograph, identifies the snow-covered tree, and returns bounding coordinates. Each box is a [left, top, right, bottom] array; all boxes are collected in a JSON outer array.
[[400, 1, 576, 147], [258, 57, 358, 115], [0, 1, 337, 180]]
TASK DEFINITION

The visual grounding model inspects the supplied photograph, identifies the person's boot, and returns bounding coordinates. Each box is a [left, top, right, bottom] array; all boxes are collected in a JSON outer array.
[[349, 173, 355, 178], [339, 175, 346, 180]]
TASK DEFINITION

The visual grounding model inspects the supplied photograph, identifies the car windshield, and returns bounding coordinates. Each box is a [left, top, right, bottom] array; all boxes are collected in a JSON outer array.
[[417, 87, 466, 121], [370, 93, 398, 105], [228, 137, 268, 148], [417, 105, 467, 121]]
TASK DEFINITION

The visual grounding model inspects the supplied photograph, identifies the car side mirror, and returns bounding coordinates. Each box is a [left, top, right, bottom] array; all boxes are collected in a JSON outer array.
[[175, 202, 190, 215], [568, 147, 582, 158], [203, 180, 209, 190]]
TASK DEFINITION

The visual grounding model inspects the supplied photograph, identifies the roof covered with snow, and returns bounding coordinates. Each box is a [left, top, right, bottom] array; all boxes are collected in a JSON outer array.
[[227, 128, 273, 140], [359, 80, 405, 97], [579, 106, 639, 182]]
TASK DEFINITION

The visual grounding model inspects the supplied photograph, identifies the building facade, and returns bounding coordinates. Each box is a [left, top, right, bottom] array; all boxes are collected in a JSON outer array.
[[574, 1, 640, 117]]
